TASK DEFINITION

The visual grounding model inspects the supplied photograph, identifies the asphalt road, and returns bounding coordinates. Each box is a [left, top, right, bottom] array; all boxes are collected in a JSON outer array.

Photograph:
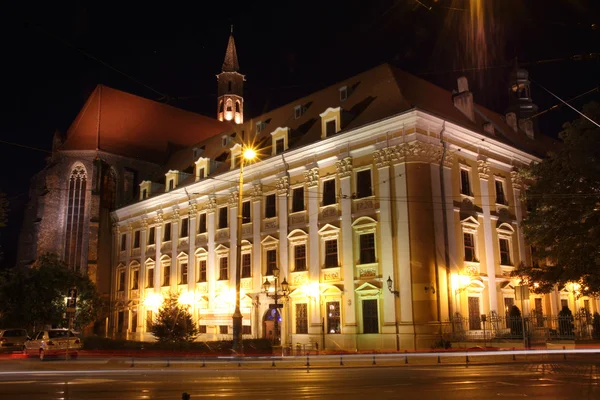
[[0, 359, 599, 399]]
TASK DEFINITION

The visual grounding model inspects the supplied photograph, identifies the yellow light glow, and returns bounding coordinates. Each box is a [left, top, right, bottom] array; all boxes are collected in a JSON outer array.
[[305, 282, 320, 299], [178, 291, 195, 306], [143, 293, 164, 310], [533, 282, 539, 288], [243, 148, 256, 160]]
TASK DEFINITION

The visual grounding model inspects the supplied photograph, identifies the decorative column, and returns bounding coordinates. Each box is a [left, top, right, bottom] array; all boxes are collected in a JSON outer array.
[[510, 170, 527, 267], [373, 149, 396, 330], [111, 223, 120, 336], [478, 158, 498, 313], [304, 167, 321, 330], [170, 208, 180, 290], [154, 212, 163, 290], [441, 153, 457, 316], [205, 197, 217, 311], [140, 217, 148, 299], [336, 156, 356, 333], [187, 202, 198, 289], [124, 224, 133, 334], [276, 175, 290, 345]]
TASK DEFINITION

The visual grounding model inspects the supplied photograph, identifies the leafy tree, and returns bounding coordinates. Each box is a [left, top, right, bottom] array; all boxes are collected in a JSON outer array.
[[149, 291, 198, 343], [0, 253, 103, 332], [514, 102, 600, 296]]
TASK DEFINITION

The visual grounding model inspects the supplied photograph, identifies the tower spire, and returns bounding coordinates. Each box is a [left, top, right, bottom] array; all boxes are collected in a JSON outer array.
[[222, 30, 239, 73]]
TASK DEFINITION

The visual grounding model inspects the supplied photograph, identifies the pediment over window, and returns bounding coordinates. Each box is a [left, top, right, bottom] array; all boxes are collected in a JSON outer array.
[[194, 247, 208, 255], [215, 244, 230, 253], [144, 257, 155, 264], [321, 284, 343, 296], [288, 229, 308, 240], [318, 223, 340, 235], [129, 260, 140, 268], [261, 235, 279, 246], [270, 127, 289, 155], [355, 282, 381, 296], [159, 255, 171, 262], [176, 251, 188, 260], [352, 216, 377, 233], [461, 216, 480, 231], [496, 222, 515, 236]]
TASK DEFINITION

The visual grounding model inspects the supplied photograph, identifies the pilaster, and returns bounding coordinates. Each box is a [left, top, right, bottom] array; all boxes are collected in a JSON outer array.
[[304, 167, 321, 328], [170, 209, 180, 291], [188, 202, 197, 289], [205, 197, 217, 307], [337, 157, 356, 331], [252, 183, 263, 292], [478, 158, 498, 313], [276, 176, 289, 277]]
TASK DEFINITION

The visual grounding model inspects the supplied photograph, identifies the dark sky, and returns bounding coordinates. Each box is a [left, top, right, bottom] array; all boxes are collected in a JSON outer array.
[[1, 0, 598, 267]]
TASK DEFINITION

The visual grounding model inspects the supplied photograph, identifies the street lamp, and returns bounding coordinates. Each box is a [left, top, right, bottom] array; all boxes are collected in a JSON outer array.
[[232, 146, 257, 354], [262, 267, 290, 345]]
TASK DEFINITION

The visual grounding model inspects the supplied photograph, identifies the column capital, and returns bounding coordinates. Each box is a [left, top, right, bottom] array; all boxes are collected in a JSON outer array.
[[477, 158, 490, 180], [205, 196, 217, 213], [511, 169, 523, 190], [155, 210, 164, 224], [336, 156, 353, 178], [276, 176, 289, 195], [112, 223, 120, 235], [171, 208, 180, 223], [304, 167, 320, 188], [251, 183, 263, 200], [188, 201, 198, 216], [141, 217, 149, 229], [373, 147, 392, 168], [228, 190, 239, 206]]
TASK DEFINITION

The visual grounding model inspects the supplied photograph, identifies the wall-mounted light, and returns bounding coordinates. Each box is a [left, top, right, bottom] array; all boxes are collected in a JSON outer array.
[[387, 276, 399, 297], [424, 284, 436, 294]]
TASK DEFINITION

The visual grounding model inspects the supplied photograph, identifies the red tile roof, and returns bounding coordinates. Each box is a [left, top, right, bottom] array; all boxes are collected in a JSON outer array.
[[60, 85, 230, 163]]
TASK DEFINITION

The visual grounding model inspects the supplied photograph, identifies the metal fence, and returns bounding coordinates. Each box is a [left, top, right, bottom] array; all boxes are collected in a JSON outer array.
[[442, 311, 599, 343]]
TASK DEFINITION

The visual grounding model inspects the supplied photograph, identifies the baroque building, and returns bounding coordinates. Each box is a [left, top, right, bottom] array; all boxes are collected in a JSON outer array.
[[19, 32, 596, 349]]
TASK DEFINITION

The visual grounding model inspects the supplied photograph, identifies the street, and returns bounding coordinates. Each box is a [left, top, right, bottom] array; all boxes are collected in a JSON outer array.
[[0, 356, 599, 399]]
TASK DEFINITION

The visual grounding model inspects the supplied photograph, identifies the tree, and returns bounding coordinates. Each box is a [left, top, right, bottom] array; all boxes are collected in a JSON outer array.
[[0, 253, 103, 332], [514, 102, 600, 296], [149, 292, 198, 343]]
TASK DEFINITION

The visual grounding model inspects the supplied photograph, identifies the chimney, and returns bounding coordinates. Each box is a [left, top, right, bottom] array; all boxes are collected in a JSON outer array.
[[505, 112, 518, 132], [519, 118, 535, 139], [453, 76, 475, 122], [483, 122, 495, 136]]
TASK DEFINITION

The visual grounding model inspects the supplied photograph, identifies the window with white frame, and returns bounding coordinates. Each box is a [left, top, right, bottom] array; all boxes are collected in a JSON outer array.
[[163, 222, 172, 241], [218, 207, 228, 229], [146, 263, 154, 288], [464, 232, 476, 262], [322, 179, 336, 206], [179, 259, 188, 285], [180, 218, 189, 238], [362, 299, 379, 333], [326, 301, 341, 334], [324, 239, 338, 268], [499, 238, 511, 265], [265, 194, 276, 218], [241, 253, 252, 278], [497, 223, 515, 267], [296, 303, 308, 334], [460, 167, 472, 196], [266, 249, 277, 275], [198, 213, 207, 233], [161, 259, 171, 286], [294, 244, 307, 271], [356, 169, 372, 198], [117, 268, 125, 291], [359, 233, 376, 264], [495, 178, 506, 205], [133, 230, 140, 249], [148, 227, 155, 245], [219, 256, 228, 281], [197, 259, 207, 282], [292, 186, 305, 212], [294, 105, 304, 119], [131, 268, 139, 290]]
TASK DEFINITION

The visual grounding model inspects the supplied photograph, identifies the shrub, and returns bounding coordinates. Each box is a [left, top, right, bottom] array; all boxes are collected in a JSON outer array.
[[558, 306, 574, 337], [508, 305, 523, 337]]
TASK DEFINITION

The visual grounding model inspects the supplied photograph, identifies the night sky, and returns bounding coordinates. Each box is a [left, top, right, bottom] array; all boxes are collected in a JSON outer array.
[[1, 0, 598, 268]]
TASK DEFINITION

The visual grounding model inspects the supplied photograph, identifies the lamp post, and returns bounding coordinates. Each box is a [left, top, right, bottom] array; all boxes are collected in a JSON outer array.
[[232, 147, 256, 354], [386, 276, 400, 351], [262, 267, 289, 345]]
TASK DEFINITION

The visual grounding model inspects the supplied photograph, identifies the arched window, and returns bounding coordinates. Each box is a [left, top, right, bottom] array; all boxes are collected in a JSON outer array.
[[219, 100, 224, 113], [235, 101, 240, 113], [226, 99, 232, 112], [64, 164, 87, 271]]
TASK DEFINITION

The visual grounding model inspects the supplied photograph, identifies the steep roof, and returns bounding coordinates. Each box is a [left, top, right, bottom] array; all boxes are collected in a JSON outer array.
[[221, 33, 240, 73], [60, 85, 230, 163]]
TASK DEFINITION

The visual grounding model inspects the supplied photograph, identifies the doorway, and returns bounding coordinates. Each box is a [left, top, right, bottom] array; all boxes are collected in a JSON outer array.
[[262, 308, 281, 344]]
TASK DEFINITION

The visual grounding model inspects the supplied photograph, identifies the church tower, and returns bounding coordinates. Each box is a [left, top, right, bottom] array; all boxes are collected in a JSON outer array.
[[217, 28, 244, 124], [506, 62, 539, 139]]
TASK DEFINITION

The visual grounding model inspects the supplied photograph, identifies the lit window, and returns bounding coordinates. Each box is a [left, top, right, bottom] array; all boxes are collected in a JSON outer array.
[[327, 302, 341, 334], [296, 303, 308, 334]]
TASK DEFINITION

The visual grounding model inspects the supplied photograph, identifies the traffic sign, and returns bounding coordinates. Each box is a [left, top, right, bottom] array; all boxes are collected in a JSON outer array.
[[67, 288, 78, 309]]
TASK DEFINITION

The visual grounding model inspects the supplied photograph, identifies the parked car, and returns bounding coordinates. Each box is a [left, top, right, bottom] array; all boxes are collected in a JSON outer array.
[[24, 329, 81, 360], [0, 329, 29, 353]]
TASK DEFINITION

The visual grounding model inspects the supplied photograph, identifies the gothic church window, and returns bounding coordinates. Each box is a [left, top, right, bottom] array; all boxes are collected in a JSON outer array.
[[64, 165, 87, 271]]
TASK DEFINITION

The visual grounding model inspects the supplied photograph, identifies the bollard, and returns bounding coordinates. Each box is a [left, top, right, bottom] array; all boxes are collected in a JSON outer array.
[[405, 350, 408, 364], [512, 347, 516, 361], [130, 357, 134, 368], [306, 354, 310, 367], [202, 358, 206, 367], [465, 352, 469, 367], [437, 354, 441, 364], [372, 355, 376, 365], [238, 360, 242, 367], [563, 346, 566, 360], [167, 359, 170, 368], [340, 356, 344, 366], [272, 358, 276, 367]]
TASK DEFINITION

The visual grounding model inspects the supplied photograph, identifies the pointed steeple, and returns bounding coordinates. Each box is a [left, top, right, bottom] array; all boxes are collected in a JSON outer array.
[[222, 26, 239, 72]]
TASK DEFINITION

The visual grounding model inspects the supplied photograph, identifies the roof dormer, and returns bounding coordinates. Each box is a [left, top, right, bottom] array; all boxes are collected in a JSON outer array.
[[319, 107, 341, 139], [195, 157, 210, 181], [165, 170, 180, 192], [139, 180, 152, 200], [270, 127, 289, 156]]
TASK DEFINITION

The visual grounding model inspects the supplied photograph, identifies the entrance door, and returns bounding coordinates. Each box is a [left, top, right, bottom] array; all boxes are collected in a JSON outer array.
[[262, 308, 281, 344], [468, 297, 481, 330]]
